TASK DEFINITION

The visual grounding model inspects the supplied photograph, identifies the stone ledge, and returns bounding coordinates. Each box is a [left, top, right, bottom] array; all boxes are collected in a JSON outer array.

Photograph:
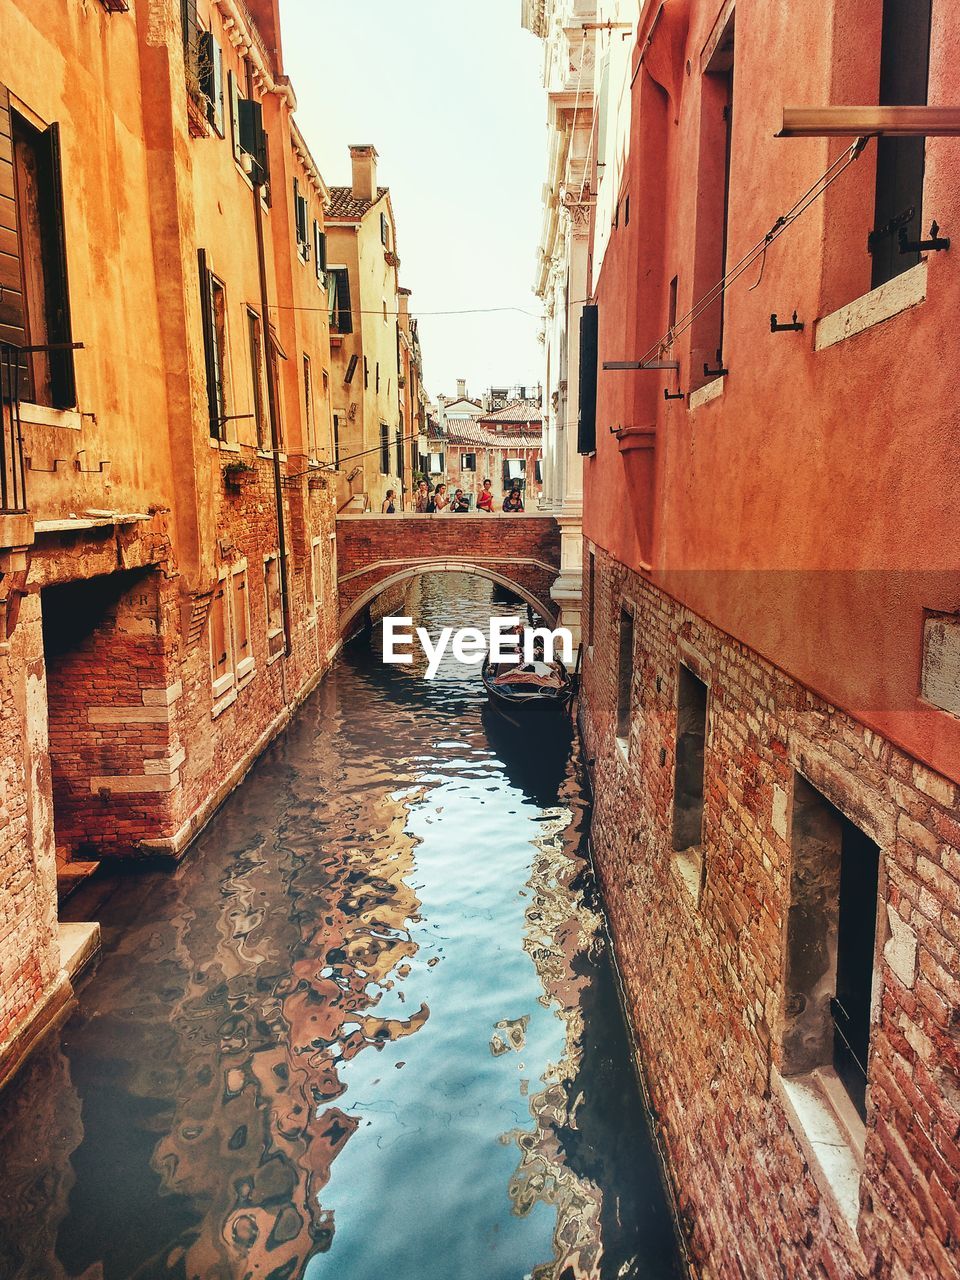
[[59, 922, 101, 981], [688, 376, 725, 411], [88, 705, 174, 725], [815, 261, 927, 351], [143, 746, 187, 775], [89, 770, 181, 795], [0, 973, 73, 1096]]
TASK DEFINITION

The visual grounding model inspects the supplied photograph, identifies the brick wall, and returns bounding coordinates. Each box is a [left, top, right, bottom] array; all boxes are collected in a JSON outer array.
[[0, 596, 59, 1059], [336, 513, 561, 627], [581, 543, 960, 1280]]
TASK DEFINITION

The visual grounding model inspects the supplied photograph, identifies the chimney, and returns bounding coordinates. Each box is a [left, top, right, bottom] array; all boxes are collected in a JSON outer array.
[[349, 144, 378, 203], [457, 378, 467, 400], [398, 288, 411, 331]]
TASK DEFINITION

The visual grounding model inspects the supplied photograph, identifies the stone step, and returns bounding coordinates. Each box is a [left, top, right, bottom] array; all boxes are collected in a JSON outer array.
[[56, 861, 101, 902]]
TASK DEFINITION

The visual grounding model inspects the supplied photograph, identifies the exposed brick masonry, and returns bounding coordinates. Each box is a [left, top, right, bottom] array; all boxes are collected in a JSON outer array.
[[581, 544, 960, 1280]]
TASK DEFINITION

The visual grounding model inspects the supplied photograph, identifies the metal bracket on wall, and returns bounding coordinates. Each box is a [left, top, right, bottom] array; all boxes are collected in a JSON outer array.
[[703, 349, 729, 377], [899, 220, 950, 254], [663, 388, 686, 401], [26, 456, 66, 473], [771, 312, 804, 333], [75, 450, 110, 474]]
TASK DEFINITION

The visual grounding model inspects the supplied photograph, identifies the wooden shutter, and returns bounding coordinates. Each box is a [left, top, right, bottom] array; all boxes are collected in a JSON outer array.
[[0, 87, 27, 358], [339, 270, 353, 334], [502, 459, 511, 487], [871, 0, 933, 287], [38, 123, 75, 408], [198, 249, 220, 437], [228, 71, 241, 161], [577, 304, 599, 455]]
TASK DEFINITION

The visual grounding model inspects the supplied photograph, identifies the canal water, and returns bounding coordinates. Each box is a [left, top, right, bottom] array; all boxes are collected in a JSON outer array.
[[0, 574, 683, 1280]]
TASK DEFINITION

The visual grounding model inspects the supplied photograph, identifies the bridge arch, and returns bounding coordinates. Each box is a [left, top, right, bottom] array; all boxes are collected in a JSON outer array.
[[335, 514, 563, 640], [339, 560, 558, 639]]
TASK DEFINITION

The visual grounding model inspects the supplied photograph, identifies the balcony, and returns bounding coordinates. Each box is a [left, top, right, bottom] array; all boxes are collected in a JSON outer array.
[[0, 343, 33, 552]]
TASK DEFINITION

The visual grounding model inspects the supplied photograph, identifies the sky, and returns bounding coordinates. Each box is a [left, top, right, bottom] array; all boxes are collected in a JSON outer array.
[[279, 0, 547, 402]]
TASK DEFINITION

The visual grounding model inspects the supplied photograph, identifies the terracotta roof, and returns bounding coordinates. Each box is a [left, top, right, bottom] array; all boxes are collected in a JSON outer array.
[[438, 419, 542, 449], [478, 398, 543, 427], [325, 185, 389, 220]]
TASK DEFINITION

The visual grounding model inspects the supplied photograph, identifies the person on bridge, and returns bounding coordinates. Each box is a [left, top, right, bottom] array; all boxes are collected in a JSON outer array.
[[451, 489, 470, 513], [381, 490, 398, 514], [415, 480, 429, 513], [477, 479, 495, 513], [503, 486, 524, 513], [429, 484, 450, 513]]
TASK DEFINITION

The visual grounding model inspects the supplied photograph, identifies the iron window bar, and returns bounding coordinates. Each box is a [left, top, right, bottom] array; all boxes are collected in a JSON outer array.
[[0, 343, 27, 515]]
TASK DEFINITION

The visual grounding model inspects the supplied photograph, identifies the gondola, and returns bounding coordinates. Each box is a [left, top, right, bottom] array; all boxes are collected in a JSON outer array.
[[481, 654, 574, 718]]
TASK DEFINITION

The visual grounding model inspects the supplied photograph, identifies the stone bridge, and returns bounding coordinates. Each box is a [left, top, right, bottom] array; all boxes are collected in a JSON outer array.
[[336, 513, 562, 635]]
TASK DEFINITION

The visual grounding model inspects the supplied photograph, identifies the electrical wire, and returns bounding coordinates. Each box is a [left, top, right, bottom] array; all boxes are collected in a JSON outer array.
[[622, 135, 871, 372]]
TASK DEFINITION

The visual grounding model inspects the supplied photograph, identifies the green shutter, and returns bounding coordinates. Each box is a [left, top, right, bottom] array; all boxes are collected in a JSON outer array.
[[228, 71, 241, 160]]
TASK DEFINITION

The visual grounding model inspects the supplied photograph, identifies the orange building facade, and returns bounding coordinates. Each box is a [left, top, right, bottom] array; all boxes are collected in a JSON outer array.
[[576, 0, 960, 1276], [0, 0, 343, 1088]]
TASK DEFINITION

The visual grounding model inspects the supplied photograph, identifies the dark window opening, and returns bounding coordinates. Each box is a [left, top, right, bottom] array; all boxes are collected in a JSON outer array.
[[691, 15, 734, 390], [577, 304, 598, 455], [332, 413, 341, 468], [616, 606, 634, 744], [247, 307, 266, 449], [327, 268, 353, 334], [668, 274, 679, 334], [672, 665, 708, 855], [313, 220, 327, 283], [293, 179, 309, 258], [344, 353, 358, 384], [10, 111, 75, 408], [198, 31, 225, 136], [395, 425, 404, 481], [198, 250, 228, 439], [869, 0, 933, 289], [785, 776, 880, 1122], [461, 452, 477, 471], [379, 422, 390, 475]]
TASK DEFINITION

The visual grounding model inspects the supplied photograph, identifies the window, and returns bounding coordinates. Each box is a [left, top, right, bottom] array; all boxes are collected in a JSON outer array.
[[316, 234, 328, 285], [396, 423, 404, 481], [332, 412, 342, 468], [267, 331, 284, 452], [691, 13, 735, 390], [364, 357, 369, 389], [327, 267, 353, 334], [503, 458, 526, 489], [587, 551, 595, 648], [785, 777, 881, 1122], [616, 607, 634, 747], [344, 353, 359, 384], [198, 250, 229, 439], [668, 274, 679, 334], [380, 211, 390, 248], [209, 575, 234, 701], [380, 422, 391, 475], [303, 354, 315, 458], [264, 554, 284, 659], [577, 305, 598, 455], [198, 31, 225, 136], [8, 108, 75, 408], [247, 308, 266, 449], [868, 0, 933, 288], [308, 537, 324, 620], [231, 563, 254, 681], [376, 361, 380, 393], [229, 75, 270, 188], [461, 453, 477, 472], [428, 452, 444, 475], [294, 179, 309, 259], [535, 459, 543, 484], [672, 665, 709, 900]]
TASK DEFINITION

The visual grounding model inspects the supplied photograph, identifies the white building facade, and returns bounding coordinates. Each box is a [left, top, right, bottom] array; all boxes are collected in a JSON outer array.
[[522, 0, 604, 645]]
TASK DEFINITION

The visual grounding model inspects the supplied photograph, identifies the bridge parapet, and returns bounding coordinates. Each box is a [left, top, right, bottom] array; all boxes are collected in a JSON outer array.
[[336, 513, 562, 634]]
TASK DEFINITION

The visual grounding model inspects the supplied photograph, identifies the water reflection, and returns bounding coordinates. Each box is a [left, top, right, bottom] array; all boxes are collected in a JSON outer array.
[[0, 573, 682, 1280]]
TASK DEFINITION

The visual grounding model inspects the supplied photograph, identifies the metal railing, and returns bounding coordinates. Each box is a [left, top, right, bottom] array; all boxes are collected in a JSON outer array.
[[0, 344, 27, 515]]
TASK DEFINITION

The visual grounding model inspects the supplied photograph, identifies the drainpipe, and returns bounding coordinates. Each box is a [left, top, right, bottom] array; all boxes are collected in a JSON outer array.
[[247, 62, 292, 658]]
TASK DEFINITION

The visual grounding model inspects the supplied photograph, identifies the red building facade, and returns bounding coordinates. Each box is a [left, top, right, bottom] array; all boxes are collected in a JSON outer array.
[[578, 0, 960, 1276]]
